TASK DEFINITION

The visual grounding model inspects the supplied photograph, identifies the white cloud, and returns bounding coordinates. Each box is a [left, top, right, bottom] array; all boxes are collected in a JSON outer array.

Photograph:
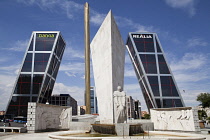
[[89, 9, 156, 34], [178, 87, 209, 107], [90, 9, 158, 32], [18, 0, 106, 26], [0, 64, 20, 72], [90, 10, 106, 26], [63, 41, 84, 60], [169, 52, 210, 88], [18, 0, 156, 33], [124, 53, 136, 78], [115, 16, 156, 32], [17, 0, 35, 5], [0, 74, 16, 110], [124, 84, 140, 92], [60, 1, 83, 19], [53, 82, 84, 105], [0, 63, 24, 110], [170, 53, 207, 71], [59, 61, 86, 79], [168, 52, 210, 107], [60, 62, 84, 73], [17, 0, 83, 19], [187, 37, 208, 47], [0, 63, 21, 76], [81, 75, 85, 79], [174, 72, 208, 83], [60, 61, 95, 79], [0, 57, 9, 63], [2, 40, 28, 52], [164, 0, 196, 17], [65, 71, 76, 77], [90, 9, 156, 32], [124, 67, 136, 78], [125, 54, 131, 64]]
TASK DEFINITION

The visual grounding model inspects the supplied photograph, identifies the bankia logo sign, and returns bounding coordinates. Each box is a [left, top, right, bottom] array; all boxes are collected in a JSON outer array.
[[132, 34, 152, 39], [38, 34, 55, 38]]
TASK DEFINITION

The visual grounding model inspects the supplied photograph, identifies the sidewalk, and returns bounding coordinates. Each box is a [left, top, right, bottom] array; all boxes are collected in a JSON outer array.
[[1, 126, 210, 140], [1, 131, 210, 140], [1, 132, 51, 140], [201, 125, 210, 134]]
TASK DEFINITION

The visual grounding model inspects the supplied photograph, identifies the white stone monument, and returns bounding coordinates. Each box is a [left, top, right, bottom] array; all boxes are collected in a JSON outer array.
[[150, 107, 200, 132], [90, 11, 125, 124], [27, 102, 72, 132], [113, 86, 127, 123]]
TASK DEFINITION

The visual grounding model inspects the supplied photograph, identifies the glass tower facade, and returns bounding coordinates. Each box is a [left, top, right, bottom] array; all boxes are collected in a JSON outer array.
[[6, 31, 66, 117], [126, 32, 185, 110], [90, 87, 98, 114]]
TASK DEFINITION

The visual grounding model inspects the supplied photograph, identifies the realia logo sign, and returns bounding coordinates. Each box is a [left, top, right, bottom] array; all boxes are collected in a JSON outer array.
[[132, 34, 152, 39]]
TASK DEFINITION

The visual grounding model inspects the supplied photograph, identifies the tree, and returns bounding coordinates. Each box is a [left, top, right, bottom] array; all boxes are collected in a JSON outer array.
[[198, 110, 207, 120], [196, 93, 210, 108]]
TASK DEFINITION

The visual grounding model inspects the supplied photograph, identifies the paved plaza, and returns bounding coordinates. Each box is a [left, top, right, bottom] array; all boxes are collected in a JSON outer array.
[[0, 122, 209, 140], [0, 129, 210, 140], [0, 132, 50, 140]]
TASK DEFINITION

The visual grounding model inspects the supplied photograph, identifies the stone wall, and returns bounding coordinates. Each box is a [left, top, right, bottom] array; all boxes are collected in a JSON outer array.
[[27, 102, 72, 132], [150, 107, 200, 132]]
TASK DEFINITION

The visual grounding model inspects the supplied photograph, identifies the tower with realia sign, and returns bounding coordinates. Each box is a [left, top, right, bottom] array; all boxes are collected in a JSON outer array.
[[126, 32, 185, 110]]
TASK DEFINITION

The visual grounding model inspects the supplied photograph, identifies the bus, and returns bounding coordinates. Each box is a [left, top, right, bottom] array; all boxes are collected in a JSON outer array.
[[13, 116, 27, 123]]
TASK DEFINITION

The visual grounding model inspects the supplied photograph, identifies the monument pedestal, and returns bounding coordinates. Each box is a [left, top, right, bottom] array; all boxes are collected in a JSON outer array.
[[115, 123, 130, 136], [92, 123, 143, 136]]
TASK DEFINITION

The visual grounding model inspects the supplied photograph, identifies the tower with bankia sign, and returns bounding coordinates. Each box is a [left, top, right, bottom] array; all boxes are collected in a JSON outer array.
[[6, 31, 66, 117], [126, 32, 185, 110]]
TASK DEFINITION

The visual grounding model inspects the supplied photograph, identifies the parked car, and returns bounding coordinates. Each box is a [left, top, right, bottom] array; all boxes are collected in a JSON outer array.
[[22, 120, 27, 123], [13, 120, 18, 123], [4, 119, 9, 123]]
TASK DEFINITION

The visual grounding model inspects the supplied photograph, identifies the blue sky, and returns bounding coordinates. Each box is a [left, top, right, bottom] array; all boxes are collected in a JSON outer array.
[[0, 0, 210, 111]]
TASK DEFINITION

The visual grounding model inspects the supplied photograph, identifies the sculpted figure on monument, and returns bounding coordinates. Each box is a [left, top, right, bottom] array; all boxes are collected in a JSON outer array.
[[59, 108, 70, 129], [113, 86, 127, 123]]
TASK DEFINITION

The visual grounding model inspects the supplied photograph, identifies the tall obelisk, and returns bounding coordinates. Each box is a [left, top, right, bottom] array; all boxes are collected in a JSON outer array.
[[90, 11, 125, 124], [84, 2, 91, 114]]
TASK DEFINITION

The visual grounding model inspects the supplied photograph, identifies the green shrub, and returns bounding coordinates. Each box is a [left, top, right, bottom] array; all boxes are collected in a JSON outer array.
[[144, 114, 150, 119]]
